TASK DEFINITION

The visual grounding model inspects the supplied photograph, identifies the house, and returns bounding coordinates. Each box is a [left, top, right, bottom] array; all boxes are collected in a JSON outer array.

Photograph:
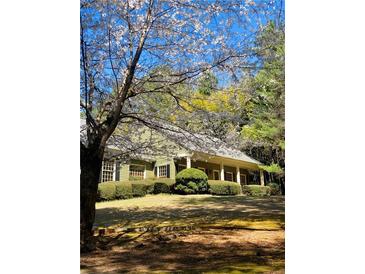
[[81, 119, 265, 186]]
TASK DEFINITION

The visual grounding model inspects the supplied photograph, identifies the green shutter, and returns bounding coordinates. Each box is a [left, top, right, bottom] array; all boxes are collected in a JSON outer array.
[[166, 164, 170, 178]]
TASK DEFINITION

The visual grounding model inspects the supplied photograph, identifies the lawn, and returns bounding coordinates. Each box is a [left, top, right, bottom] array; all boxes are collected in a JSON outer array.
[[81, 194, 285, 273]]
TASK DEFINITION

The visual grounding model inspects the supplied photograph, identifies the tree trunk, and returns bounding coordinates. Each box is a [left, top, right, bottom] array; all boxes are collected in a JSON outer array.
[[80, 144, 103, 252], [280, 177, 285, 195]]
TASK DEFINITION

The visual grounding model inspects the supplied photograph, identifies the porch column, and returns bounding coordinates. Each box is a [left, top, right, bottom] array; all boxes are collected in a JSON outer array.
[[220, 162, 224, 181], [186, 156, 191, 168], [260, 170, 265, 186], [236, 167, 240, 184]]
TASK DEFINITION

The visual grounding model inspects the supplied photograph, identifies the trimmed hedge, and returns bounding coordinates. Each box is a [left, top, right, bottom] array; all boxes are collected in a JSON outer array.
[[97, 179, 176, 201], [208, 180, 241, 195], [153, 178, 175, 186], [268, 183, 281, 196], [242, 185, 271, 197], [115, 181, 133, 199], [153, 182, 170, 194], [131, 183, 148, 197], [97, 182, 116, 201], [174, 168, 209, 194]]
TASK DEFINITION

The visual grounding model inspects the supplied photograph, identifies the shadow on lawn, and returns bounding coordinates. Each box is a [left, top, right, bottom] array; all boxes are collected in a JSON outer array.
[[81, 228, 284, 273], [83, 196, 285, 273], [94, 195, 284, 230]]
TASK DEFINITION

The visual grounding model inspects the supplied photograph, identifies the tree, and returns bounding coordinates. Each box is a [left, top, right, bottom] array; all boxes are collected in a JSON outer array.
[[196, 71, 218, 95], [80, 0, 280, 251], [241, 21, 285, 179]]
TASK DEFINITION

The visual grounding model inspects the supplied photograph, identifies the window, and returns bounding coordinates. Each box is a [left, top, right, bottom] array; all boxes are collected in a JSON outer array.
[[158, 165, 167, 178], [101, 160, 115, 182], [129, 164, 145, 180], [225, 172, 233, 182], [213, 170, 220, 180]]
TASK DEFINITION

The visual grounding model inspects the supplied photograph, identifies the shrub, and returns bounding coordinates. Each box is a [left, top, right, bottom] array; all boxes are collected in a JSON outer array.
[[153, 178, 175, 185], [97, 182, 116, 201], [129, 175, 145, 181], [268, 183, 281, 196], [115, 181, 133, 199], [174, 184, 195, 194], [187, 181, 199, 191], [153, 182, 170, 194], [174, 168, 208, 194], [131, 183, 148, 197], [242, 185, 271, 197], [208, 180, 241, 195]]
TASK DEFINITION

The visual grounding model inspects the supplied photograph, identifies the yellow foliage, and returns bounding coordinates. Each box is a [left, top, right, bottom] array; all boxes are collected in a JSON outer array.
[[187, 88, 247, 113]]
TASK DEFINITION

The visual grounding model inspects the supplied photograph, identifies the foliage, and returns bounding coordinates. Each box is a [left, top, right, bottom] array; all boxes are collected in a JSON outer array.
[[152, 178, 176, 186], [175, 168, 208, 181], [239, 21, 285, 177], [174, 184, 196, 195], [187, 181, 199, 192], [115, 181, 133, 199], [129, 176, 145, 181], [153, 182, 171, 194], [97, 179, 175, 201], [197, 71, 218, 95], [131, 184, 148, 197], [268, 183, 281, 196], [134, 178, 176, 194], [174, 168, 209, 194], [259, 163, 284, 175], [208, 180, 241, 195], [242, 185, 271, 197], [97, 182, 116, 201]]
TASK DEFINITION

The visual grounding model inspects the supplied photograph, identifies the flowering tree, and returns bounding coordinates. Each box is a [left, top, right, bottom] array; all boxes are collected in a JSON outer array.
[[80, 0, 281, 250]]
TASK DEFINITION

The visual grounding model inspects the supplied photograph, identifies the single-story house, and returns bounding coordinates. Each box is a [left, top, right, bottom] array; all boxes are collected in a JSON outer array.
[[81, 119, 265, 186]]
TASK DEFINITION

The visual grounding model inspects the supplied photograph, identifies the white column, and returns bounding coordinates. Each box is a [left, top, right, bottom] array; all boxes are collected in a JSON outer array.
[[220, 162, 224, 181], [157, 166, 159, 178], [236, 167, 240, 184], [260, 170, 265, 186], [143, 165, 146, 179], [186, 156, 191, 168]]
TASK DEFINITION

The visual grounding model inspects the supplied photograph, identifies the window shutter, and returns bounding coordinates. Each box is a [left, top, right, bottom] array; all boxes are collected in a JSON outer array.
[[166, 164, 170, 178], [154, 166, 157, 176], [115, 161, 120, 181]]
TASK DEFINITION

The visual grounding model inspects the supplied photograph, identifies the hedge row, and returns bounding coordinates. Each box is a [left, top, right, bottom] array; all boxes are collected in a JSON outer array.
[[97, 182, 117, 201], [97, 178, 175, 201], [207, 180, 241, 195], [97, 179, 278, 201], [268, 183, 281, 196], [242, 185, 271, 197]]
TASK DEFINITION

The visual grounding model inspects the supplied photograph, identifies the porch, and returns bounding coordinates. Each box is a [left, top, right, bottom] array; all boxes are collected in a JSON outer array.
[[174, 152, 265, 186]]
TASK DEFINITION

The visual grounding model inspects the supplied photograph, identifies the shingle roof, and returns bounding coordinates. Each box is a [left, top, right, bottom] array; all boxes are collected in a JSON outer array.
[[161, 130, 261, 165], [80, 119, 261, 165]]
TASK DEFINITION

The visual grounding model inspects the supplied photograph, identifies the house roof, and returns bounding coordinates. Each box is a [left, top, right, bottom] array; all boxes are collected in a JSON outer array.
[[161, 130, 261, 165], [80, 119, 261, 165]]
